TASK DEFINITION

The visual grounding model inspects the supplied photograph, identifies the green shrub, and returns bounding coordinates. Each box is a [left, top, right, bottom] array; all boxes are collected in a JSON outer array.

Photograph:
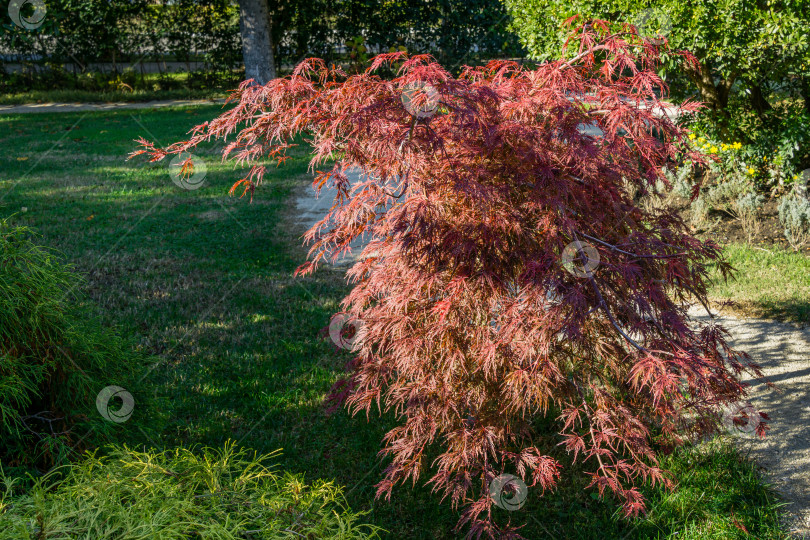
[[0, 443, 380, 539], [688, 111, 810, 192], [0, 220, 135, 471], [661, 163, 694, 198], [504, 1, 810, 177], [778, 192, 810, 250], [503, 1, 809, 120]]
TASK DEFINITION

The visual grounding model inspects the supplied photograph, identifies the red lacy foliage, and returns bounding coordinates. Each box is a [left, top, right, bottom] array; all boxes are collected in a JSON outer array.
[[131, 21, 768, 539]]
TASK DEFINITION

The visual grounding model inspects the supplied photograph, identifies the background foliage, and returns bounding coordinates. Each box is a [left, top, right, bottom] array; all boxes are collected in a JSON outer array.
[[503, 0, 810, 174], [0, 0, 522, 93]]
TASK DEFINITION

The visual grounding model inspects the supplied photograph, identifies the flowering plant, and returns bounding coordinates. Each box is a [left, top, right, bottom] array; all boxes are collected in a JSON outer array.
[[687, 108, 810, 193]]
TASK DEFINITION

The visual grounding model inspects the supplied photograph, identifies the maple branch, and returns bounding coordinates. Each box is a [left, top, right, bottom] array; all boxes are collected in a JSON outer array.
[[578, 232, 686, 260], [378, 114, 419, 200], [568, 230, 647, 353], [652, 278, 715, 320], [681, 283, 715, 319], [565, 44, 610, 66], [570, 380, 610, 480], [588, 274, 647, 353]]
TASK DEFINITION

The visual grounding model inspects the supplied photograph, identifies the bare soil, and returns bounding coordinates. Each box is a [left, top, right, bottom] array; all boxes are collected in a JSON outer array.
[[669, 195, 810, 253]]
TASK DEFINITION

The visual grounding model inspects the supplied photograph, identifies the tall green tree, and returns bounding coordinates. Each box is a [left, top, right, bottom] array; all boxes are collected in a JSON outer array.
[[504, 0, 810, 128]]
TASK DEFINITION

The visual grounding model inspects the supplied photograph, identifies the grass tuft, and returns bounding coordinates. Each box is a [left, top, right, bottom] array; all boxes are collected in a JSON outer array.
[[0, 442, 381, 539]]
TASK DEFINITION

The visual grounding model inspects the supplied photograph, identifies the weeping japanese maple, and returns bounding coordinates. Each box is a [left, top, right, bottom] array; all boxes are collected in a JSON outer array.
[[132, 20, 767, 539]]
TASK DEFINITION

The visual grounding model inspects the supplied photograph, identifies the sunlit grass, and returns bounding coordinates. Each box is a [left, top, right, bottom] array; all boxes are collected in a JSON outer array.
[[708, 243, 810, 324], [0, 88, 227, 105]]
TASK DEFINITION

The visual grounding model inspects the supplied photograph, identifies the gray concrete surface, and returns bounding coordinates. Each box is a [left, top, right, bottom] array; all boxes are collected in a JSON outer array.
[[690, 306, 810, 538]]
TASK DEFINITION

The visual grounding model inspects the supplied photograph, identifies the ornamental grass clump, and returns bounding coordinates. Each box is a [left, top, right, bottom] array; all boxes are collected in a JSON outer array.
[[0, 443, 380, 539], [132, 20, 767, 538], [0, 220, 133, 472]]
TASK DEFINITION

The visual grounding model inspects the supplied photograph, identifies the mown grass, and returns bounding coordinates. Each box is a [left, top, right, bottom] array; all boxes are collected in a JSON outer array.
[[0, 107, 791, 538], [708, 243, 810, 325], [0, 88, 227, 106]]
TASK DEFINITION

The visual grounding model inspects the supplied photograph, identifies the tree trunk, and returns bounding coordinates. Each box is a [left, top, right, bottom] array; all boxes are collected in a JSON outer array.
[[800, 77, 810, 117], [238, 0, 276, 85], [749, 84, 773, 121], [683, 61, 738, 139], [685, 62, 735, 112]]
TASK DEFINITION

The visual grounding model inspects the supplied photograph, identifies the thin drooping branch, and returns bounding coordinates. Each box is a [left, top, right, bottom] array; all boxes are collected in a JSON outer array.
[[578, 232, 687, 260]]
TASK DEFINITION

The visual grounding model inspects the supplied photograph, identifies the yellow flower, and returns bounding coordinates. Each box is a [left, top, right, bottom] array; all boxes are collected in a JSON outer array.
[[733, 142, 742, 150], [748, 168, 756, 175], [709, 146, 718, 153], [698, 137, 706, 143]]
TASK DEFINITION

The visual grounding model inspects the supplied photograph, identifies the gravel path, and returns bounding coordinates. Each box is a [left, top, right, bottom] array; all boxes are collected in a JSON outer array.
[[293, 168, 377, 267], [294, 175, 809, 536], [0, 99, 226, 115], [690, 306, 810, 538]]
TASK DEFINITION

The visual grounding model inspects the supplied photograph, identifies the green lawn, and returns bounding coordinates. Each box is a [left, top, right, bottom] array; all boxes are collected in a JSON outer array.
[[708, 243, 810, 325], [0, 107, 790, 539], [0, 88, 227, 105]]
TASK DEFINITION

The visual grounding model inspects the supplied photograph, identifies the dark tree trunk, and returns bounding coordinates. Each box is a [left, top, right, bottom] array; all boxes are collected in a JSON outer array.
[[749, 84, 773, 121], [238, 0, 276, 85], [801, 77, 810, 116], [683, 61, 738, 140]]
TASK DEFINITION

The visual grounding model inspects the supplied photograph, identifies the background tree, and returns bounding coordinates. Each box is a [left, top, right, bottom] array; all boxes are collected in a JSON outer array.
[[1, 0, 520, 92], [503, 0, 810, 144], [268, 0, 523, 70], [237, 0, 276, 84], [0, 0, 147, 74]]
